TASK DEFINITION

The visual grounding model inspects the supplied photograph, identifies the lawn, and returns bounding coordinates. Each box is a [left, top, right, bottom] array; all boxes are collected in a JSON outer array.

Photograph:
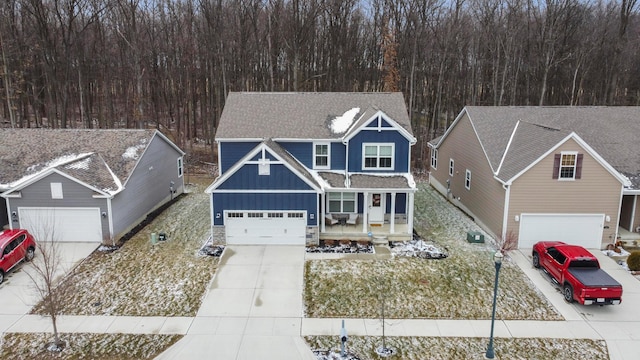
[[304, 182, 562, 320], [305, 335, 608, 360], [0, 333, 181, 360], [31, 176, 218, 317]]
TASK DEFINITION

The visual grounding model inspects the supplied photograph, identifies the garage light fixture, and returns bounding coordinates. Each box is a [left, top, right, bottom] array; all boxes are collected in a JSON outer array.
[[101, 212, 107, 218], [605, 215, 610, 222], [216, 213, 221, 219], [11, 211, 17, 221], [514, 215, 519, 222]]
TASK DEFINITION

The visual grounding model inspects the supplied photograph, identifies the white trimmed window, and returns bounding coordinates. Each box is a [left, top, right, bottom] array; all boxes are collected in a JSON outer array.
[[431, 148, 438, 169], [465, 169, 471, 190], [177, 157, 183, 177], [314, 143, 330, 169], [328, 192, 356, 213], [449, 159, 454, 176], [363, 143, 394, 170]]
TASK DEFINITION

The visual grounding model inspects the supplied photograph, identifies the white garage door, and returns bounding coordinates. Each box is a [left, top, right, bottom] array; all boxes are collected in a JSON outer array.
[[518, 213, 604, 249], [18, 207, 103, 242], [225, 211, 307, 245]]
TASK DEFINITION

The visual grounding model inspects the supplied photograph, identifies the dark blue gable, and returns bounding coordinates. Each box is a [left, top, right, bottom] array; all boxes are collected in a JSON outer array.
[[217, 162, 313, 190], [220, 142, 260, 173], [347, 130, 410, 173], [364, 115, 394, 128], [280, 141, 346, 170]]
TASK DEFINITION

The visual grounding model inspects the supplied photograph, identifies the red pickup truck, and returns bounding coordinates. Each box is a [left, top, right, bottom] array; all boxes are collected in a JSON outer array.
[[532, 241, 622, 305]]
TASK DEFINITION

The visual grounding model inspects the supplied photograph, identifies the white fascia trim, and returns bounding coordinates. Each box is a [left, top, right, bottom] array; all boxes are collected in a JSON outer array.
[[152, 129, 186, 155], [343, 110, 416, 144], [503, 132, 629, 187], [273, 138, 341, 142], [623, 189, 640, 195], [205, 142, 323, 193], [438, 108, 497, 174], [495, 120, 521, 176], [4, 167, 111, 198]]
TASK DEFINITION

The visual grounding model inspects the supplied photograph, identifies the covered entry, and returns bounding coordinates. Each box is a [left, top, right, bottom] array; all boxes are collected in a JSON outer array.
[[225, 210, 307, 245], [518, 213, 604, 248], [18, 207, 103, 242]]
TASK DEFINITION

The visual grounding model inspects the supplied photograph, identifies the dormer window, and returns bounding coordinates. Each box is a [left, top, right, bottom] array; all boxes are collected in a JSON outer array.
[[314, 143, 330, 169], [363, 143, 394, 170]]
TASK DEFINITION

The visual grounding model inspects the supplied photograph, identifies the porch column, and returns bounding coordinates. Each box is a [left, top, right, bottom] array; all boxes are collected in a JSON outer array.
[[362, 191, 368, 233], [408, 192, 414, 235], [320, 192, 326, 233], [390, 192, 396, 233]]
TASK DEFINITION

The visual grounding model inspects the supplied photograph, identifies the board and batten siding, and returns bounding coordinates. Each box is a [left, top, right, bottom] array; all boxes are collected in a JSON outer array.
[[507, 139, 622, 246], [347, 130, 410, 173], [430, 114, 505, 238], [219, 142, 259, 173], [212, 192, 317, 226], [9, 172, 109, 239], [111, 135, 184, 240]]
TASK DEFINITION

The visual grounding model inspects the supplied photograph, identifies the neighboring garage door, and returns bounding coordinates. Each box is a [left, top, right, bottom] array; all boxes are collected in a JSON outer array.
[[225, 211, 307, 245], [518, 213, 604, 249], [18, 207, 103, 242]]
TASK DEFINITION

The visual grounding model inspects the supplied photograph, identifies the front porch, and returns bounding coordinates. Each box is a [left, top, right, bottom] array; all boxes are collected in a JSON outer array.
[[320, 221, 411, 242]]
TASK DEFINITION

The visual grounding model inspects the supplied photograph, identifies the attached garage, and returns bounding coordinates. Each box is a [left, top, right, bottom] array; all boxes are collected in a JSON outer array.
[[18, 207, 103, 242], [518, 213, 604, 249], [225, 210, 307, 245]]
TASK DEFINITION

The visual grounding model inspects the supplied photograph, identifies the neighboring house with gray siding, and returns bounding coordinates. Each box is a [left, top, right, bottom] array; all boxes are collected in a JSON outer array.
[[0, 129, 184, 243], [429, 107, 640, 249]]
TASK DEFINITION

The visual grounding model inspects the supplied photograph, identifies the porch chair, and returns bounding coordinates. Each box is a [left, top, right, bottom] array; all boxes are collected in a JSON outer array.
[[325, 213, 339, 226], [346, 213, 359, 226]]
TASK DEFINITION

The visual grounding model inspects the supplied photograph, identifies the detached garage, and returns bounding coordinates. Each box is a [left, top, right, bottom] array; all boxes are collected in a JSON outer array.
[[225, 211, 307, 245], [518, 213, 604, 249]]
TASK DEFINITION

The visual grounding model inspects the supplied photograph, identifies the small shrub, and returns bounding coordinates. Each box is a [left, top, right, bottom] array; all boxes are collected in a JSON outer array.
[[627, 251, 640, 271]]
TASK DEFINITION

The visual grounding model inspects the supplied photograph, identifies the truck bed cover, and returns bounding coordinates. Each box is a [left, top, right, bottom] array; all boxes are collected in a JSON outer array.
[[568, 268, 622, 288]]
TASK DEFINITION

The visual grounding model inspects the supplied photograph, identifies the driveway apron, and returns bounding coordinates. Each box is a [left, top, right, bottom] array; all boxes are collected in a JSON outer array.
[[155, 245, 314, 360]]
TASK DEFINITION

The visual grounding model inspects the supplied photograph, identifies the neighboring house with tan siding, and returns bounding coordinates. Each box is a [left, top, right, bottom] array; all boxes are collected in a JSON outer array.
[[429, 106, 640, 249]]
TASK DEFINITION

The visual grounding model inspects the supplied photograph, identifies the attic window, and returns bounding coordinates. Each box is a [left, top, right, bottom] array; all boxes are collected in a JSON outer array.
[[258, 158, 270, 175], [553, 152, 583, 180], [51, 183, 63, 199]]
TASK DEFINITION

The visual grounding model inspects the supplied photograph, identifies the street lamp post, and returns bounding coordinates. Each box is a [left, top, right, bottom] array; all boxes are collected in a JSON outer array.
[[486, 250, 503, 359]]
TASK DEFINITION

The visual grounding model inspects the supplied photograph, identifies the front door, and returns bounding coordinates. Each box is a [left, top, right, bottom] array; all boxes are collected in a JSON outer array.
[[369, 193, 384, 224]]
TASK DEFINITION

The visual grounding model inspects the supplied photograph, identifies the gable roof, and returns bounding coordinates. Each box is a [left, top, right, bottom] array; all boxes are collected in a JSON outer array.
[[215, 92, 413, 140], [443, 106, 640, 189], [0, 129, 181, 195], [205, 140, 322, 193]]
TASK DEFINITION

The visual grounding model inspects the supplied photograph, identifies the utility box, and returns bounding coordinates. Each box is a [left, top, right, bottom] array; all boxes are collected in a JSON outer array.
[[466, 231, 484, 243]]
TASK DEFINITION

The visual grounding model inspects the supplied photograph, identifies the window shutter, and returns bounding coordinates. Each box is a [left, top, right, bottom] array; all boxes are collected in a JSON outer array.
[[552, 154, 561, 179], [575, 154, 583, 179]]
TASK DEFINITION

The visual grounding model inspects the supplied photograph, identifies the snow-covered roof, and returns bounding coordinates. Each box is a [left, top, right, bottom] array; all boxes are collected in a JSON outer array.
[[0, 129, 163, 195]]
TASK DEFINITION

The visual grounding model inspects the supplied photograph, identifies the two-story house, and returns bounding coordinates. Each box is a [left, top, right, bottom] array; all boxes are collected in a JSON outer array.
[[429, 106, 640, 249], [205, 92, 417, 245]]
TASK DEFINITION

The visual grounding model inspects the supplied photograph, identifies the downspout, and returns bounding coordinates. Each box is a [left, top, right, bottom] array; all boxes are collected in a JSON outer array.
[[630, 195, 637, 232], [209, 193, 215, 243], [501, 183, 510, 242], [614, 186, 623, 242], [107, 197, 115, 246]]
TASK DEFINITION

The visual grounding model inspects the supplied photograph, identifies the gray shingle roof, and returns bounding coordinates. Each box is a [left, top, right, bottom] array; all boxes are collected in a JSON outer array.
[[216, 92, 412, 140], [317, 172, 413, 190], [463, 106, 640, 188], [0, 129, 158, 193]]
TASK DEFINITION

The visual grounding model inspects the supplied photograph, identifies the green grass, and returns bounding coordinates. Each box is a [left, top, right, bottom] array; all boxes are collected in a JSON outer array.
[[304, 183, 562, 320], [0, 332, 182, 360], [31, 177, 218, 317], [305, 336, 608, 360]]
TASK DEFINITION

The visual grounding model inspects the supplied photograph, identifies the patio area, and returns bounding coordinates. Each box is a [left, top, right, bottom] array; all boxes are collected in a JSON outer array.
[[320, 222, 411, 242]]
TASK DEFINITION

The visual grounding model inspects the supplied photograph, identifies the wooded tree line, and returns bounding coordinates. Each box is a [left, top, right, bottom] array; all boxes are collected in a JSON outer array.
[[1, 0, 639, 167]]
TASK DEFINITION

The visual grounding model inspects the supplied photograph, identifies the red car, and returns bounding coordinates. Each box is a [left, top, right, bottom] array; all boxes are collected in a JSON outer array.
[[0, 229, 37, 284]]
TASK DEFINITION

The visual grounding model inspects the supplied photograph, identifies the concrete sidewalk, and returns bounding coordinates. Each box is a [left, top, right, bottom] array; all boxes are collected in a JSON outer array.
[[3, 245, 640, 360]]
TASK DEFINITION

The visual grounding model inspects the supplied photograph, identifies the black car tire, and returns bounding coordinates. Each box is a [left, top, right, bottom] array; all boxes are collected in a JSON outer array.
[[25, 247, 35, 262], [563, 284, 574, 303], [532, 252, 540, 268]]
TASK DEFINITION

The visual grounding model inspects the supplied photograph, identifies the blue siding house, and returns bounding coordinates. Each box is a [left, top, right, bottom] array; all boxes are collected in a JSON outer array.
[[206, 92, 417, 245]]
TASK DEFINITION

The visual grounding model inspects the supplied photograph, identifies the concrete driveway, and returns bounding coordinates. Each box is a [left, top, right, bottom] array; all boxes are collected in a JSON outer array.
[[0, 242, 97, 321], [156, 245, 315, 360], [513, 249, 640, 360]]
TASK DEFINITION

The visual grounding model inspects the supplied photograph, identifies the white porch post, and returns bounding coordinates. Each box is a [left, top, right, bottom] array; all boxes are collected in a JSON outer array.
[[390, 192, 396, 233], [408, 192, 414, 236], [362, 191, 368, 233], [321, 192, 326, 233]]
